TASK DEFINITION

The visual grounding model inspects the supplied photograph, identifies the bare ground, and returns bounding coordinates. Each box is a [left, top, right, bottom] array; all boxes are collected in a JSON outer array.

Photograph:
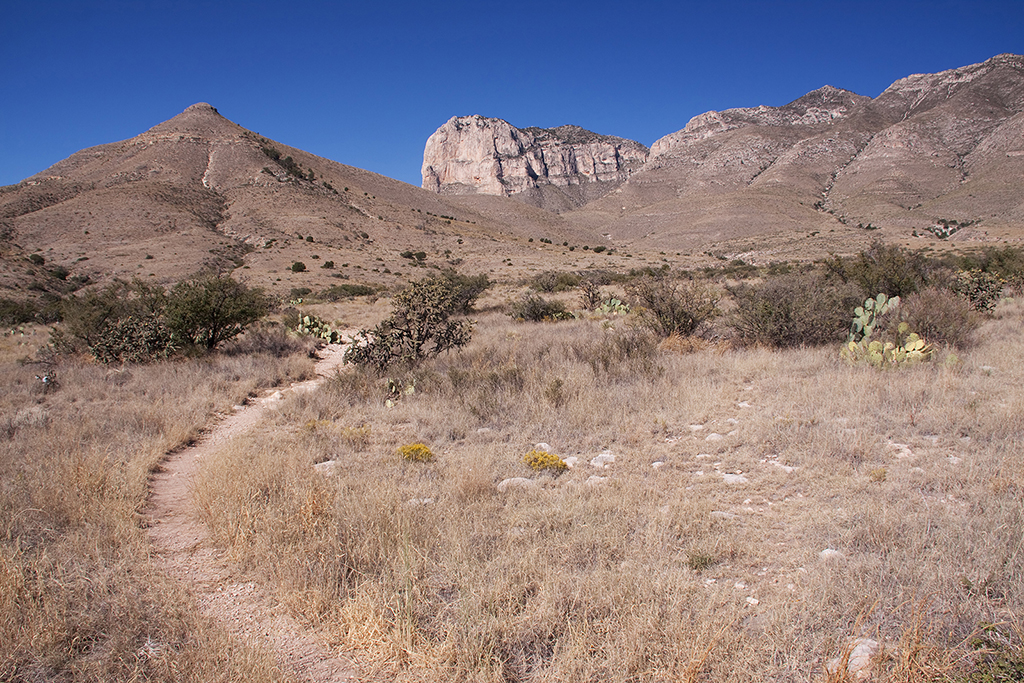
[[145, 342, 358, 682]]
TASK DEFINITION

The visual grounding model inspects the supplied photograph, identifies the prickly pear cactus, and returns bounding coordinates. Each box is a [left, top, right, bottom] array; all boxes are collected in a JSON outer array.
[[849, 293, 900, 342], [841, 321, 931, 368], [294, 314, 343, 343]]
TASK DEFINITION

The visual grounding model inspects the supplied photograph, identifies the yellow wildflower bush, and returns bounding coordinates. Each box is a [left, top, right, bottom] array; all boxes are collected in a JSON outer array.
[[523, 449, 568, 473], [397, 443, 434, 462]]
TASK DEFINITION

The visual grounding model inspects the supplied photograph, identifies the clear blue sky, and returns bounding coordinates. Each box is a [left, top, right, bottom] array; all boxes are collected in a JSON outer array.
[[3, 0, 1022, 188]]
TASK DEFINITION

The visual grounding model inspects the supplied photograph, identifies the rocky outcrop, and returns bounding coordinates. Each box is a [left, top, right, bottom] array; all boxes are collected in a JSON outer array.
[[421, 115, 649, 211]]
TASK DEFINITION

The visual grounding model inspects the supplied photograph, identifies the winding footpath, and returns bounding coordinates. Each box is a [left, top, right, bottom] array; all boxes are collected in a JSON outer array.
[[145, 343, 356, 682]]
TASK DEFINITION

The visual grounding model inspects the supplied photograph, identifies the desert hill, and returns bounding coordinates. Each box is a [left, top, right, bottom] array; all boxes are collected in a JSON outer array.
[[427, 54, 1024, 253], [0, 104, 598, 302]]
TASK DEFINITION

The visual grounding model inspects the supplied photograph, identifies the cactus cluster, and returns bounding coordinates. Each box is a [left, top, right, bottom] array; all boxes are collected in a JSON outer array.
[[842, 322, 932, 368], [849, 293, 899, 342], [294, 314, 344, 343], [597, 298, 630, 315]]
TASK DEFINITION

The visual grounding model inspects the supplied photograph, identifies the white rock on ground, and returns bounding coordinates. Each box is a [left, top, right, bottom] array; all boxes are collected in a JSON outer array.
[[705, 433, 725, 442], [590, 451, 616, 468], [534, 442, 552, 452], [820, 548, 846, 561], [586, 475, 609, 487], [497, 477, 538, 493], [563, 456, 579, 468], [826, 638, 881, 681], [722, 473, 748, 484]]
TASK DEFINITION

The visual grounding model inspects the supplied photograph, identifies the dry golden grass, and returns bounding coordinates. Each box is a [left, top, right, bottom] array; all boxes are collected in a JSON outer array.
[[0, 344, 313, 681], [190, 299, 1024, 681]]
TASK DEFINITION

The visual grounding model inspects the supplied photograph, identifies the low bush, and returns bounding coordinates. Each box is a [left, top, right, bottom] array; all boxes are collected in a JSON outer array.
[[825, 241, 932, 298], [318, 283, 376, 301], [0, 297, 39, 325], [90, 314, 174, 364], [397, 443, 434, 462], [523, 449, 568, 473], [729, 275, 862, 348], [626, 275, 719, 338], [893, 287, 979, 348], [951, 269, 1004, 312], [509, 293, 572, 322], [531, 270, 581, 293]]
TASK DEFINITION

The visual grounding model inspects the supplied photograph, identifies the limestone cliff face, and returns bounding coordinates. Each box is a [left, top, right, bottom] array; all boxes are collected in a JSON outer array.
[[422, 115, 649, 210]]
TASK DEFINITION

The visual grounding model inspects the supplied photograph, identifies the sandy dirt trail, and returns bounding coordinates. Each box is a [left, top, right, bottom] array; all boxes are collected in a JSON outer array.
[[145, 343, 357, 682]]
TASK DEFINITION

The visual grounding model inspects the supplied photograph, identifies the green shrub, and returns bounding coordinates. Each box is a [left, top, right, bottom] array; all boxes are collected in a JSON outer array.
[[58, 279, 167, 350], [951, 269, 1004, 311], [509, 293, 571, 322], [440, 270, 491, 314], [290, 262, 307, 273], [729, 275, 861, 348], [90, 315, 174, 364], [826, 241, 931, 298], [318, 283, 376, 301], [165, 274, 270, 351], [626, 276, 719, 338], [345, 275, 473, 373], [0, 298, 39, 325]]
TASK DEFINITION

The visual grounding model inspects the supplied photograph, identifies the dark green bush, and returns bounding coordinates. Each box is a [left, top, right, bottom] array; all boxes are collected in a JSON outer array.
[[0, 298, 39, 325], [318, 283, 376, 301], [626, 276, 719, 338], [165, 275, 270, 351], [509, 294, 571, 322], [290, 262, 307, 273], [825, 241, 931, 298], [729, 275, 862, 348], [440, 270, 491, 314]]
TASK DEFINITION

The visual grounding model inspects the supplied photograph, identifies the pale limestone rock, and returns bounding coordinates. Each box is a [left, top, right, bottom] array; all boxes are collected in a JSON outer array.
[[826, 638, 881, 681], [497, 477, 538, 493], [422, 115, 648, 210]]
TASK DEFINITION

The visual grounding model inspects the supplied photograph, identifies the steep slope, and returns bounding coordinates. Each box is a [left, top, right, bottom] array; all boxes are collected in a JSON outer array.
[[567, 53, 1024, 249], [422, 115, 649, 211]]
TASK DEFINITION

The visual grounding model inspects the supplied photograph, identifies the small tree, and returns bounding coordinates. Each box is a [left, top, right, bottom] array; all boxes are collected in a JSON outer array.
[[165, 275, 270, 350], [345, 275, 472, 373]]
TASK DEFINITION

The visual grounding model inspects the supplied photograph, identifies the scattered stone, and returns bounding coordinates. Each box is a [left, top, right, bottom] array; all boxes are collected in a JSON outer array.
[[711, 510, 739, 520], [820, 548, 846, 561], [586, 475, 609, 487], [826, 638, 881, 681], [770, 460, 796, 473], [694, 470, 705, 477], [651, 461, 665, 469], [563, 456, 579, 468], [314, 460, 338, 475], [947, 455, 963, 465], [497, 477, 538, 493], [722, 473, 748, 484], [476, 427, 492, 434], [689, 424, 705, 432], [696, 453, 713, 459], [745, 596, 760, 606], [590, 451, 616, 468], [734, 581, 747, 589], [886, 440, 914, 459], [705, 433, 725, 442], [980, 365, 996, 373], [737, 401, 752, 408], [726, 417, 739, 425], [406, 497, 434, 507], [535, 442, 552, 452]]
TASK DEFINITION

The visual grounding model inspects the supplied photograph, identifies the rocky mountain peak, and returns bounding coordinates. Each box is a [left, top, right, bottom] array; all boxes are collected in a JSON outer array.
[[146, 102, 244, 140], [421, 115, 648, 211]]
